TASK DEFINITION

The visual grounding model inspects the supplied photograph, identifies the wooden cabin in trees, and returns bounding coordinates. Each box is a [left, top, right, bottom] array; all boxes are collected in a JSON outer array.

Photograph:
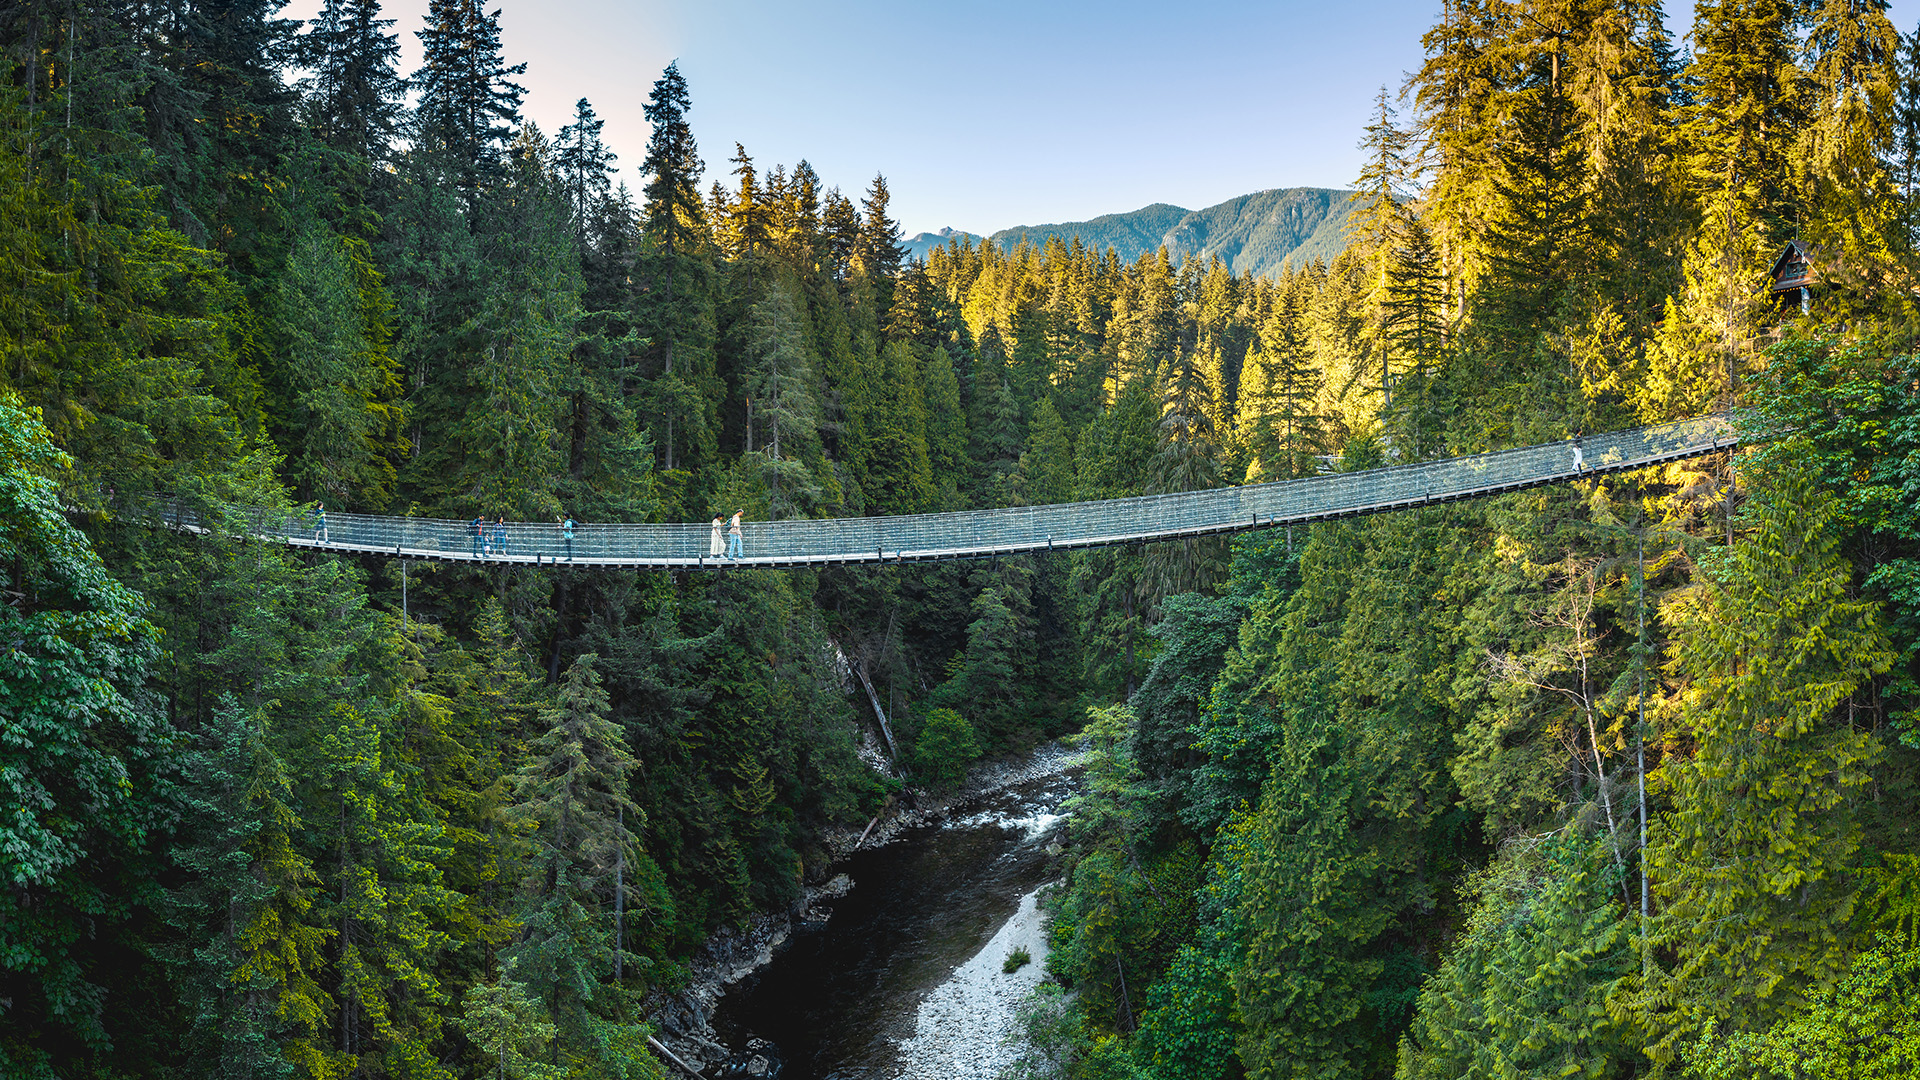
[[1770, 240, 1817, 315]]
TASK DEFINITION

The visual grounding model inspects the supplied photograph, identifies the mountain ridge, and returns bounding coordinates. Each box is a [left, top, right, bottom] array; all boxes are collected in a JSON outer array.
[[902, 186, 1354, 278]]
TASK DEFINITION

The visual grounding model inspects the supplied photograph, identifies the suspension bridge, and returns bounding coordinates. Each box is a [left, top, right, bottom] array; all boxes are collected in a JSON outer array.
[[135, 415, 1736, 570]]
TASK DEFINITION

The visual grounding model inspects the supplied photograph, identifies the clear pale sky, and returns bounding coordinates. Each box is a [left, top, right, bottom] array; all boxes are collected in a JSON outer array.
[[283, 0, 1920, 236]]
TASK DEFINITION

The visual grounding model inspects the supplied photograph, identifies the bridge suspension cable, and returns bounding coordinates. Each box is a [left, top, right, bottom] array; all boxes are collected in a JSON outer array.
[[132, 415, 1735, 569]]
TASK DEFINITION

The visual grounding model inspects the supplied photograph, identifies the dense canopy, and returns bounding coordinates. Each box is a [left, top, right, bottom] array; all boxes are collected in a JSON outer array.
[[3, 2, 1920, 1079]]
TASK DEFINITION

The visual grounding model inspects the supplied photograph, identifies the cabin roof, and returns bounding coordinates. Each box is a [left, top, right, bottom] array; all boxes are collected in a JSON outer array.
[[1771, 239, 1817, 293]]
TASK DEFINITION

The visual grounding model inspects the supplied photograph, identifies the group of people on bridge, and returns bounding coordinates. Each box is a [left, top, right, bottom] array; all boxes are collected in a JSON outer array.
[[710, 510, 745, 560], [464, 513, 577, 560], [312, 502, 751, 564]]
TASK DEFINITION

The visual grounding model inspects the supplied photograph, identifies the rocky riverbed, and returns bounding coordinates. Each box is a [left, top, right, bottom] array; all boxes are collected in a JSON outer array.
[[646, 872, 856, 1072], [667, 745, 1080, 1078], [895, 887, 1052, 1079]]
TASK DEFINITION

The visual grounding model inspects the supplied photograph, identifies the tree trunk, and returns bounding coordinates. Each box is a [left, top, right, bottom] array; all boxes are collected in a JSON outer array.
[[848, 648, 901, 764], [615, 804, 625, 982]]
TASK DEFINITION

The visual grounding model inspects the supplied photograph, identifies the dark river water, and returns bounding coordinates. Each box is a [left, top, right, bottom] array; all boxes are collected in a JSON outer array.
[[710, 765, 1078, 1079]]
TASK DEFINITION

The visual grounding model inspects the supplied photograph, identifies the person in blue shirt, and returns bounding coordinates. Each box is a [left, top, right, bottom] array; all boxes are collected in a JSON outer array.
[[469, 515, 485, 556], [559, 514, 575, 560]]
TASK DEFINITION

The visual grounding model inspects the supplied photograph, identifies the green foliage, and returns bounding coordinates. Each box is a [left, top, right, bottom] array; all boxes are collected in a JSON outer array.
[[1048, 706, 1205, 1042], [1228, 513, 1462, 1080], [15, 3, 1920, 1075], [491, 653, 667, 1077], [266, 222, 406, 507], [1003, 982, 1091, 1080], [0, 393, 165, 1072], [1133, 945, 1242, 1080], [1685, 936, 1920, 1080], [1398, 835, 1637, 1080], [1743, 340, 1920, 743], [1631, 472, 1895, 1065], [1005, 947, 1034, 974], [1132, 590, 1249, 826], [460, 978, 562, 1080], [910, 707, 981, 790]]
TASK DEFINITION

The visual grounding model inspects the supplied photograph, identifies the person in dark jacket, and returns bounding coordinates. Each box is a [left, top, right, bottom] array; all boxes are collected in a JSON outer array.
[[469, 515, 485, 556], [492, 515, 508, 557]]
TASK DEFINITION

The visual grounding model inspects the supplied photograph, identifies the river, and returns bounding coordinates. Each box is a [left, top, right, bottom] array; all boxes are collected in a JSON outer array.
[[708, 763, 1079, 1079]]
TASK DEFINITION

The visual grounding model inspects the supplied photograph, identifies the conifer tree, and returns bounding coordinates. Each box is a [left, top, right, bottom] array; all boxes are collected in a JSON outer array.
[[0, 83, 264, 504], [1117, 249, 1181, 387], [414, 0, 527, 199], [822, 189, 862, 280], [1013, 397, 1074, 506], [1895, 26, 1920, 267], [727, 142, 771, 257], [1633, 475, 1895, 1066], [966, 357, 1024, 507], [142, 0, 300, 275], [921, 345, 970, 507], [414, 133, 580, 517], [306, 701, 459, 1075], [504, 654, 654, 1068], [1412, 0, 1503, 308], [1479, 44, 1592, 344], [1068, 381, 1159, 697], [552, 98, 617, 245], [1231, 513, 1458, 1080], [269, 222, 406, 508], [774, 159, 824, 265], [1143, 333, 1227, 607], [639, 62, 703, 262], [1239, 268, 1325, 481], [1349, 88, 1418, 257], [297, 0, 406, 166], [856, 173, 906, 281], [855, 339, 936, 515], [739, 272, 826, 518], [156, 698, 307, 1080], [1684, 0, 1801, 244], [1399, 836, 1638, 1079], [1795, 0, 1903, 305], [636, 62, 718, 482], [1379, 214, 1446, 455], [939, 557, 1039, 742]]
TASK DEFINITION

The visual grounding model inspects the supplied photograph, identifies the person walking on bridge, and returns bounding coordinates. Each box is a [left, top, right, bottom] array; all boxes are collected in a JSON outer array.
[[558, 513, 575, 561], [469, 514, 485, 557], [312, 502, 328, 544], [492, 515, 508, 557], [709, 513, 725, 559], [727, 509, 744, 560]]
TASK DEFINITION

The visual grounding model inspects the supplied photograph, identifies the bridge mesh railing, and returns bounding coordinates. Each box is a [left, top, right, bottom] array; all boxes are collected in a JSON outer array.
[[131, 415, 1731, 565]]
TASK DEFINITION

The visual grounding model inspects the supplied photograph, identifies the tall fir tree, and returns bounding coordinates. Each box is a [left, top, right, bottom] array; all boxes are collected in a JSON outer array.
[[413, 0, 527, 200], [296, 0, 406, 168]]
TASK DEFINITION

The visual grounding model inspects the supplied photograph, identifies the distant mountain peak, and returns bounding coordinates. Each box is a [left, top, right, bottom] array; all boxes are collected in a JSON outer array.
[[901, 188, 1353, 276], [902, 227, 983, 257]]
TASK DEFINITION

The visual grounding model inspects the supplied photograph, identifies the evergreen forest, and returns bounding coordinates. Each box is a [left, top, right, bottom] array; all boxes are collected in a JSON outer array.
[[4, 1, 1920, 1079]]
